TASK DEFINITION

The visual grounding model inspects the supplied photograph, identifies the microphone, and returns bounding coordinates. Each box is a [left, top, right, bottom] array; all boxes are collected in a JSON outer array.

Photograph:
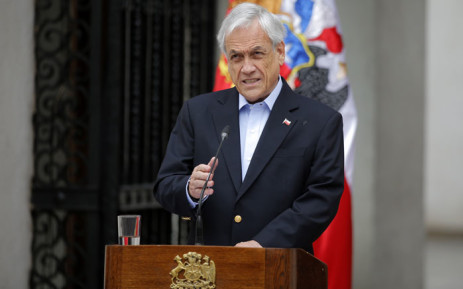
[[195, 125, 230, 245]]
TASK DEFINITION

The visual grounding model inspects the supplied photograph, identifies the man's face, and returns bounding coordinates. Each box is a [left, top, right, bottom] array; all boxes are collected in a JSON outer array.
[[225, 20, 285, 104]]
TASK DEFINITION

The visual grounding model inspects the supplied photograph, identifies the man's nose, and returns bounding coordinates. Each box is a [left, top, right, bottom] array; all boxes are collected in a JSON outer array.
[[241, 58, 255, 74]]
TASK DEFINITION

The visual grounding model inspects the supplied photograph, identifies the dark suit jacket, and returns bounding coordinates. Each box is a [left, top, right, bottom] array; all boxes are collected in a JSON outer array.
[[154, 79, 344, 253]]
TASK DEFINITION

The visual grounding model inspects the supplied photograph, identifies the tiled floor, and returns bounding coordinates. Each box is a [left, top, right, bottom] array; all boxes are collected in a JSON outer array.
[[425, 235, 463, 289]]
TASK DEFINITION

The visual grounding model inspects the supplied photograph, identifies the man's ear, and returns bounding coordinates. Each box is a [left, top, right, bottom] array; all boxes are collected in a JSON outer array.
[[276, 41, 285, 65]]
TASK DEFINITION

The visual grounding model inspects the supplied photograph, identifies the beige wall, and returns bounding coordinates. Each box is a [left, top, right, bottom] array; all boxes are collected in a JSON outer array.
[[425, 0, 463, 234], [0, 0, 34, 287]]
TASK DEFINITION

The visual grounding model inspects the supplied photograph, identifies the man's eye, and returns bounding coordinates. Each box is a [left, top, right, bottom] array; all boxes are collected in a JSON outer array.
[[230, 54, 241, 60]]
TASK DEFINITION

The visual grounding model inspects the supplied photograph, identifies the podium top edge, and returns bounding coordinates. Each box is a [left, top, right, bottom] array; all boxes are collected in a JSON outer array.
[[104, 244, 310, 254]]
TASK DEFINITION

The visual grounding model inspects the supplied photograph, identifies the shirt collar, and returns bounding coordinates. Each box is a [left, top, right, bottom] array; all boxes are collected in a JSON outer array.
[[238, 76, 283, 110]]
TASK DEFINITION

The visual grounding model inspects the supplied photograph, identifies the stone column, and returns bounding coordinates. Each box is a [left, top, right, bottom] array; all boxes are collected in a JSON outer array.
[[0, 1, 34, 287], [375, 0, 425, 288]]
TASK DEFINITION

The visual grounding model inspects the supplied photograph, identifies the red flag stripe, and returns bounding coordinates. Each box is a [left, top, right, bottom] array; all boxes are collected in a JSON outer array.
[[314, 178, 352, 289]]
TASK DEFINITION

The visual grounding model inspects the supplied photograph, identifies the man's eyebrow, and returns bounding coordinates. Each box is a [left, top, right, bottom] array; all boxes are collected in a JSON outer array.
[[252, 46, 266, 51], [228, 46, 267, 55]]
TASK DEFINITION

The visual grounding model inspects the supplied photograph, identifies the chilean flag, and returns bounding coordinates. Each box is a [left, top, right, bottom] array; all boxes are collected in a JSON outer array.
[[213, 1, 357, 289]]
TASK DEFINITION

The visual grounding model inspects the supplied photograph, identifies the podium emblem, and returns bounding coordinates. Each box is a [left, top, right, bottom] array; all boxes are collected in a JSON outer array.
[[170, 252, 216, 289]]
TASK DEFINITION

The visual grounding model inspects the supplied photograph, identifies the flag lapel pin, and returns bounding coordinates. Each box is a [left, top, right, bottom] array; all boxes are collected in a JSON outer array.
[[282, 118, 291, 126]]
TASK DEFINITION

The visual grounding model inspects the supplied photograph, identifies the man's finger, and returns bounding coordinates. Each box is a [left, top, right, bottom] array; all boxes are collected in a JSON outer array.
[[208, 157, 219, 172]]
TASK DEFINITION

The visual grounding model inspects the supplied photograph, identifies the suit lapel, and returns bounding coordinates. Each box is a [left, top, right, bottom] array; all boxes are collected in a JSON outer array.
[[211, 88, 242, 193], [237, 83, 300, 200]]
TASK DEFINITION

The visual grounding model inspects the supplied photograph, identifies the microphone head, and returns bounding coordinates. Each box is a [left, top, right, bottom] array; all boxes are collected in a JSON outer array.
[[221, 125, 230, 140]]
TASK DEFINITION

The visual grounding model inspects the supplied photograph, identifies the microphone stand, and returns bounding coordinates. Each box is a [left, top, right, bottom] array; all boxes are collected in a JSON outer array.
[[195, 126, 229, 245]]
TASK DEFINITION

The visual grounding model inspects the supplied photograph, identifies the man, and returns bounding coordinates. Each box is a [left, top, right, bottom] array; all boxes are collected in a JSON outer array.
[[153, 2, 344, 253]]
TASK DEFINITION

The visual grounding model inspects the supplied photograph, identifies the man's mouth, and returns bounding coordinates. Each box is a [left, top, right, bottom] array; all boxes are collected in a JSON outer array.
[[242, 78, 259, 84]]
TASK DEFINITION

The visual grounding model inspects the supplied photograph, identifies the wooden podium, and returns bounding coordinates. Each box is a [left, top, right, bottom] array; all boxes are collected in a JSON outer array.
[[104, 245, 327, 289]]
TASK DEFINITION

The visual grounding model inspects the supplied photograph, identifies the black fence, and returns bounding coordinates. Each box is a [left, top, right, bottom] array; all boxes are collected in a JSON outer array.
[[31, 0, 216, 288]]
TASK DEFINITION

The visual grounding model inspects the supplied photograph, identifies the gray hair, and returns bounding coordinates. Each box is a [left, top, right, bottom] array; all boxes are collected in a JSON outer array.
[[217, 2, 286, 56]]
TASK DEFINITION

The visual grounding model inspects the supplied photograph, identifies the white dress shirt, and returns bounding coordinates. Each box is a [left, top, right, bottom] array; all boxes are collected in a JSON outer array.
[[238, 77, 282, 180]]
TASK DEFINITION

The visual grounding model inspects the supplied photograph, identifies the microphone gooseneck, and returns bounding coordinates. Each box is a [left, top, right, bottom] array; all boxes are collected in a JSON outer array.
[[195, 125, 230, 245]]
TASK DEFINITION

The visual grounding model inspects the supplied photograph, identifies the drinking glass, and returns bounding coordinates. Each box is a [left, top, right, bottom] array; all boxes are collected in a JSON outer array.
[[117, 215, 141, 245]]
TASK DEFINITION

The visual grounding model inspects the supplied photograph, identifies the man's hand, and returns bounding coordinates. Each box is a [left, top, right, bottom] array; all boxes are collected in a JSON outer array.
[[188, 157, 218, 200], [235, 240, 262, 248]]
